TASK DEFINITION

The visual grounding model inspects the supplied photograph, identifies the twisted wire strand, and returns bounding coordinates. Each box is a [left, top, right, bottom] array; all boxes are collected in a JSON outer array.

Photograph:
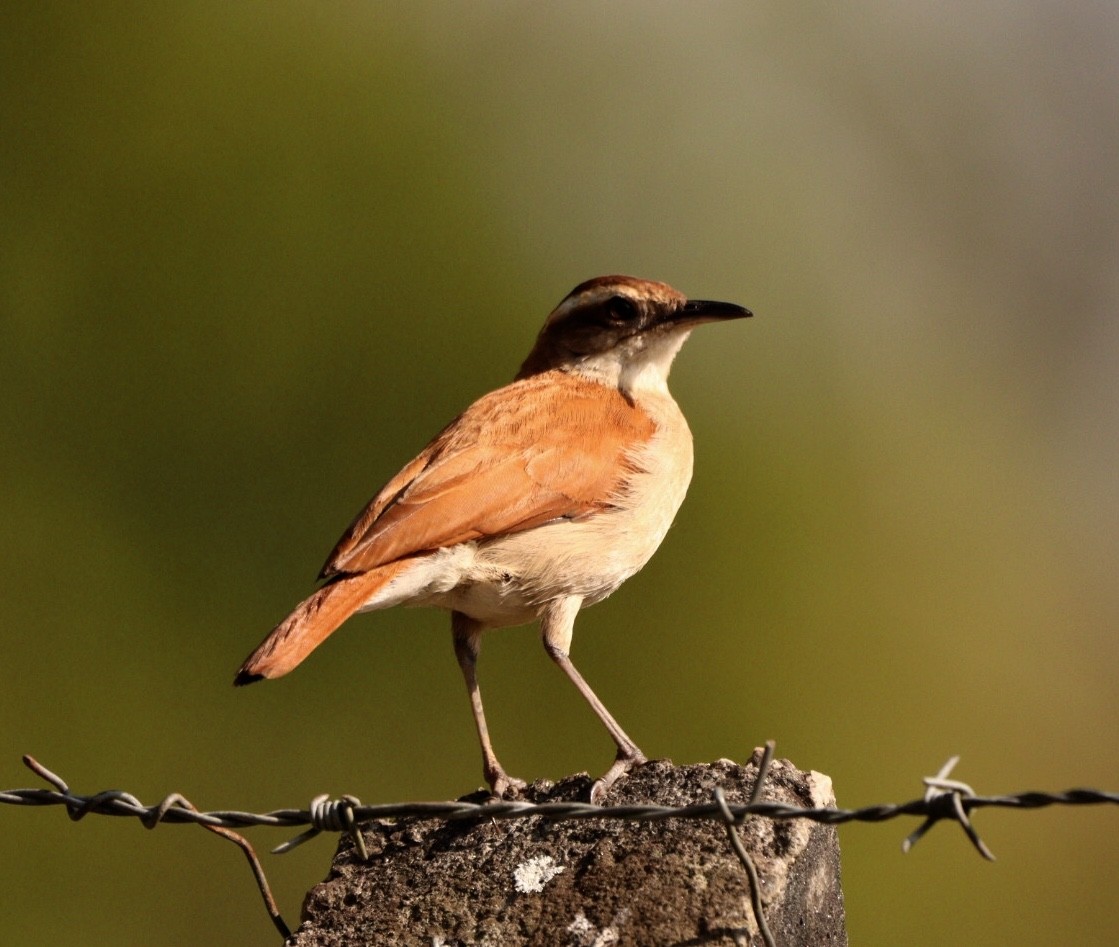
[[7, 763, 1114, 832]]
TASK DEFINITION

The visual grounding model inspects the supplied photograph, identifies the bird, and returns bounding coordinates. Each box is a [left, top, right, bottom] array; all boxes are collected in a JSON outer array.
[[235, 275, 750, 801]]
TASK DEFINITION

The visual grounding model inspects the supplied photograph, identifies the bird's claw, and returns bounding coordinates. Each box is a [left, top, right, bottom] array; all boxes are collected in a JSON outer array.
[[589, 748, 647, 804], [487, 770, 528, 800]]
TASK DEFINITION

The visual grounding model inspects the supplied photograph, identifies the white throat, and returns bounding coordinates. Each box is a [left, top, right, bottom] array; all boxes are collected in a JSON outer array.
[[570, 328, 691, 398]]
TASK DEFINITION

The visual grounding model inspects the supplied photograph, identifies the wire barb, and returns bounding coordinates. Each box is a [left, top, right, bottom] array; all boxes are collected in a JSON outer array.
[[714, 740, 778, 947], [18, 755, 292, 940], [274, 794, 368, 860], [902, 756, 995, 860]]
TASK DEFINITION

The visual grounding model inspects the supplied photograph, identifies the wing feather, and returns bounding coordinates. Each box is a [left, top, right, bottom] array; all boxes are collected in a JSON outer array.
[[319, 370, 656, 577]]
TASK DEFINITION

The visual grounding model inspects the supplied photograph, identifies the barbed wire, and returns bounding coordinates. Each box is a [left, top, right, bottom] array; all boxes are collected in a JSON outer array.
[[5, 747, 1118, 945]]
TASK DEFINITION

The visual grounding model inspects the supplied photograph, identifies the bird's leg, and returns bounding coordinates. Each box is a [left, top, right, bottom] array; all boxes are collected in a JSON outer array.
[[541, 597, 647, 803], [451, 611, 525, 798]]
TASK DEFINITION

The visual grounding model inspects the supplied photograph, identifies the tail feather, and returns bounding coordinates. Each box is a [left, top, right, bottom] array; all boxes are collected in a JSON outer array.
[[234, 566, 403, 685]]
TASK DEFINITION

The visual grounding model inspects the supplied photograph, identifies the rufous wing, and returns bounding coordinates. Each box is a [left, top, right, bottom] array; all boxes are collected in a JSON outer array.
[[320, 370, 657, 577]]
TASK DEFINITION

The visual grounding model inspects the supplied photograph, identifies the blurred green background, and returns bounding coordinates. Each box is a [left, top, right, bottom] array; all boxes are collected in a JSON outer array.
[[3, 3, 1117, 944]]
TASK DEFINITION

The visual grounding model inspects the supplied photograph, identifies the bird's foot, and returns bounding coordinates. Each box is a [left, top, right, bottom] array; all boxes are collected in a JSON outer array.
[[487, 767, 528, 800], [589, 746, 647, 804]]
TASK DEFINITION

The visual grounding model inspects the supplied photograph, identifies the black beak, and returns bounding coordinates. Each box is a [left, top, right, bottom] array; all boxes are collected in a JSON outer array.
[[678, 298, 753, 325]]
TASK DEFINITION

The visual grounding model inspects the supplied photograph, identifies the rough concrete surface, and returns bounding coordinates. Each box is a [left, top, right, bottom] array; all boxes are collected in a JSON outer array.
[[290, 751, 846, 946]]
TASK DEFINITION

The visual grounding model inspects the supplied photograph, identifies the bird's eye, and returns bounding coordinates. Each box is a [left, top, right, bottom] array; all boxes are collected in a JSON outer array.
[[607, 295, 638, 322]]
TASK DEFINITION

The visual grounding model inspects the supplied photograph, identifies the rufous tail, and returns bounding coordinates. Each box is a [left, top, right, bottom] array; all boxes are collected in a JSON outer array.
[[234, 566, 403, 685]]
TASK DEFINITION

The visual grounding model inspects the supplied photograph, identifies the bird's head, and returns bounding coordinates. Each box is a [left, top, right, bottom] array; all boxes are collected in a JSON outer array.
[[517, 275, 751, 394]]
